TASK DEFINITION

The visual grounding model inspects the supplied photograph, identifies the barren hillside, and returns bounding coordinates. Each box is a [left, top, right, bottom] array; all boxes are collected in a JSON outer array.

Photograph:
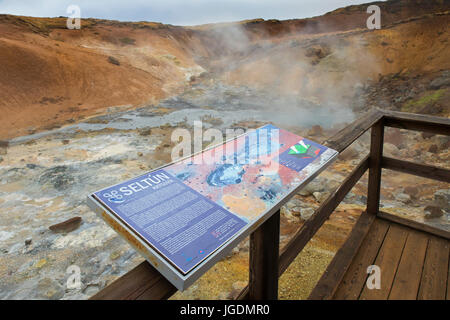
[[0, 0, 449, 139]]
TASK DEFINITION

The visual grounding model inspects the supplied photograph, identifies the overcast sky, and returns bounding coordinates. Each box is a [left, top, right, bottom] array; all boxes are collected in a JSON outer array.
[[0, 0, 379, 25]]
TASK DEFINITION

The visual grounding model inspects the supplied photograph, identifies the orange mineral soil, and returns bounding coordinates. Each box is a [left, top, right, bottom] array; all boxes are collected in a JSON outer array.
[[1, 0, 449, 140]]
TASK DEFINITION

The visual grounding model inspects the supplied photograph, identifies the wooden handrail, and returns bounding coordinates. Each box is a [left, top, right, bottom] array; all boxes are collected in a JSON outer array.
[[91, 109, 450, 300], [322, 109, 383, 152], [90, 260, 176, 300], [382, 156, 450, 183], [383, 110, 450, 135], [238, 155, 370, 299], [239, 110, 450, 300]]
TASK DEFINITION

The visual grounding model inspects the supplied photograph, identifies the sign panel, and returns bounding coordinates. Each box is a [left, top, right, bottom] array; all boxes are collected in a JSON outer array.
[[89, 124, 338, 289]]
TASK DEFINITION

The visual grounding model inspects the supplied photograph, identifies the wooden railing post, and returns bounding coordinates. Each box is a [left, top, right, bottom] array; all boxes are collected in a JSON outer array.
[[367, 119, 384, 215], [248, 210, 280, 300]]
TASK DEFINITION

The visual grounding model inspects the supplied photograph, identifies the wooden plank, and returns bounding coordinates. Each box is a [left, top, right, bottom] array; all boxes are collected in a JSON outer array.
[[382, 156, 450, 184], [359, 224, 408, 300], [322, 109, 384, 153], [418, 236, 450, 300], [378, 211, 450, 240], [333, 219, 390, 300], [136, 274, 179, 300], [366, 120, 384, 215], [90, 261, 177, 300], [389, 230, 428, 300], [248, 210, 280, 300], [308, 212, 376, 300], [383, 110, 450, 136], [278, 155, 369, 276]]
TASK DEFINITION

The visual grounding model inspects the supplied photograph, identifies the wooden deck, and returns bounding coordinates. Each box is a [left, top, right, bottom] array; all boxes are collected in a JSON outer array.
[[309, 212, 450, 300]]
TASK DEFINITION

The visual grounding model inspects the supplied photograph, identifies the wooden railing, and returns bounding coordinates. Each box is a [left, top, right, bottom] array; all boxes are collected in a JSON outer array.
[[91, 109, 450, 300]]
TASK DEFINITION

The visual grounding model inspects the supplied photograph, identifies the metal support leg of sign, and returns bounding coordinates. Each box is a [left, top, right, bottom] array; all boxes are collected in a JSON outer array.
[[249, 209, 280, 300]]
